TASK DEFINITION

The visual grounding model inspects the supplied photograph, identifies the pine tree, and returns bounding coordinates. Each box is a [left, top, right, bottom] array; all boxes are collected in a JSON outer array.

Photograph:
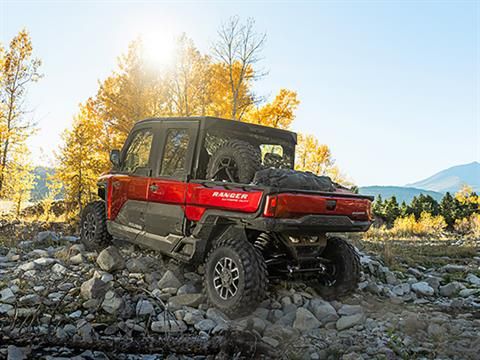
[[384, 196, 400, 226], [372, 195, 385, 219]]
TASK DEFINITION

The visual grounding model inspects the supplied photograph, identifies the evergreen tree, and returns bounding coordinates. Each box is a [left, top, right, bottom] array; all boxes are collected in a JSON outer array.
[[408, 194, 440, 219], [440, 192, 460, 228], [372, 195, 385, 219], [384, 196, 400, 226], [399, 201, 408, 217]]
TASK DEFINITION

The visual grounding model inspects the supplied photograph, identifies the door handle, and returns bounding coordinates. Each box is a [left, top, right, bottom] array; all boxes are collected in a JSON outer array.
[[149, 183, 159, 192]]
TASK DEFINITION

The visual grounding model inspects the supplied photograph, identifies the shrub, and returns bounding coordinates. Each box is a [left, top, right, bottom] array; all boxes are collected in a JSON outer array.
[[454, 214, 480, 238]]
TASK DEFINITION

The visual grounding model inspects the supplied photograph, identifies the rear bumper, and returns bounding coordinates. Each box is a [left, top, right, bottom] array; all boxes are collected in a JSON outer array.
[[248, 214, 372, 233]]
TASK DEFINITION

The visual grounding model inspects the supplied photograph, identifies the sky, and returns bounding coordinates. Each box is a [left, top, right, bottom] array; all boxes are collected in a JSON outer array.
[[1, 0, 478, 186]]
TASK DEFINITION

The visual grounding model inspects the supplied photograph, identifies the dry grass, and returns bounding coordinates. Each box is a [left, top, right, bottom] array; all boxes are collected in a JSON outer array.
[[353, 235, 478, 271]]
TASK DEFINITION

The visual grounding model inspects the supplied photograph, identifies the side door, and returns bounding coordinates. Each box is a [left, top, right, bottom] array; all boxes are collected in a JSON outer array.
[[143, 121, 199, 243], [109, 125, 156, 238]]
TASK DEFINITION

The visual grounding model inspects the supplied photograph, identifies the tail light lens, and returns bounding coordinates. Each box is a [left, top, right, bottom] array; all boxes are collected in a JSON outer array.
[[263, 195, 277, 217]]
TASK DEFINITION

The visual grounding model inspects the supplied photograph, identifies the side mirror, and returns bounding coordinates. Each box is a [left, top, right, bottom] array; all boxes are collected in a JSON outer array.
[[110, 149, 121, 168]]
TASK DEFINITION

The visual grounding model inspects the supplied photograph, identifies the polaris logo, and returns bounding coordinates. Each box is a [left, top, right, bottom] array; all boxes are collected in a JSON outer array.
[[212, 191, 249, 200]]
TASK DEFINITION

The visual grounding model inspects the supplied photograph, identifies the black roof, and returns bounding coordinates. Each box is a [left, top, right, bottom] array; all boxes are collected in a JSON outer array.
[[136, 116, 297, 144]]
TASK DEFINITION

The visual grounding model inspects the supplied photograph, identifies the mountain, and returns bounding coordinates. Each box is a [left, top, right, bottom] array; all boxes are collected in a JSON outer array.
[[359, 186, 444, 204], [406, 161, 480, 193]]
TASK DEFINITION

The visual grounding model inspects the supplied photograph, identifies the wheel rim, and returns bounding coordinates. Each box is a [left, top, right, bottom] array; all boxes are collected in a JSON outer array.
[[322, 263, 338, 287], [83, 212, 97, 242], [212, 156, 239, 182], [213, 256, 240, 300]]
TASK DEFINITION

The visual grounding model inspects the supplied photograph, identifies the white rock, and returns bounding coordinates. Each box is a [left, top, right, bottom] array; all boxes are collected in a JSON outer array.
[[136, 299, 155, 316], [308, 299, 338, 324], [33, 258, 56, 266], [439, 282, 464, 297], [157, 270, 182, 289], [102, 290, 124, 314], [18, 261, 37, 271], [392, 283, 411, 296], [466, 273, 480, 286], [293, 308, 321, 332], [0, 288, 16, 304], [336, 313, 365, 331], [411, 282, 434, 296], [80, 277, 107, 300], [151, 319, 187, 333], [338, 304, 363, 316], [97, 246, 125, 272], [52, 263, 67, 274]]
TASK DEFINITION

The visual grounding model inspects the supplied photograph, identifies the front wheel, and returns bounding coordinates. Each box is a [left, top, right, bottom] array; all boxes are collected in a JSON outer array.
[[203, 237, 268, 318], [80, 201, 111, 250], [311, 236, 361, 299]]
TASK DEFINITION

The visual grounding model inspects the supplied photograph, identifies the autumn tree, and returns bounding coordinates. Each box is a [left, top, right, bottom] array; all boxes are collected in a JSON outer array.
[[0, 29, 41, 195], [212, 16, 266, 120], [96, 38, 168, 147], [244, 89, 299, 129], [3, 144, 35, 217], [166, 34, 212, 116], [56, 99, 110, 214]]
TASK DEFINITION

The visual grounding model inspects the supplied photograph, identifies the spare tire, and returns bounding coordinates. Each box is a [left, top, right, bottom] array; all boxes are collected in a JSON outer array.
[[253, 168, 335, 192], [206, 139, 262, 184]]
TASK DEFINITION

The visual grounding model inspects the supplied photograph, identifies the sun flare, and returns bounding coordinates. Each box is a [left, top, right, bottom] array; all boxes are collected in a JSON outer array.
[[140, 31, 176, 70]]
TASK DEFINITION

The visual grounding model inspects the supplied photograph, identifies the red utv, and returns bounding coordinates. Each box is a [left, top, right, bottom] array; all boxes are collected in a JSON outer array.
[[80, 117, 373, 316]]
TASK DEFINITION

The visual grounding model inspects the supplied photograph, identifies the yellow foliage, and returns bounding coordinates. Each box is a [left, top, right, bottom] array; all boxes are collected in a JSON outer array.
[[0, 29, 41, 197], [56, 99, 110, 215], [455, 185, 480, 206], [454, 214, 480, 238], [392, 212, 447, 237], [3, 144, 35, 217], [244, 89, 299, 129]]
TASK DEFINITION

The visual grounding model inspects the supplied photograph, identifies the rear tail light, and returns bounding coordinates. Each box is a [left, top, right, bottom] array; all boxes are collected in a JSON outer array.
[[263, 195, 278, 217]]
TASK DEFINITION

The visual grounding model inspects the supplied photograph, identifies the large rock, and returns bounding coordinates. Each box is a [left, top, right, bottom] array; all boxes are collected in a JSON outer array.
[[168, 293, 205, 309], [102, 290, 124, 314], [411, 282, 434, 296], [184, 310, 205, 325], [293, 308, 321, 332], [466, 273, 480, 286], [439, 282, 463, 297], [338, 304, 363, 316], [7, 345, 30, 360], [194, 319, 216, 332], [308, 299, 338, 324], [206, 308, 230, 324], [0, 287, 16, 304], [157, 270, 182, 290], [136, 299, 154, 316], [336, 313, 365, 331], [151, 319, 187, 333], [126, 258, 148, 273], [392, 283, 411, 296], [80, 277, 107, 300], [97, 246, 125, 272], [441, 264, 467, 273]]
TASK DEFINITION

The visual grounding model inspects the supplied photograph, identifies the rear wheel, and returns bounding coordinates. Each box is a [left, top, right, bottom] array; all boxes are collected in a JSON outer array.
[[204, 236, 267, 318], [80, 201, 111, 250], [311, 236, 360, 299]]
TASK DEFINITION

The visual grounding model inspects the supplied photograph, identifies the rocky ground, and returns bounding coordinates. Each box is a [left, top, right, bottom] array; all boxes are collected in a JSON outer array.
[[0, 227, 479, 359]]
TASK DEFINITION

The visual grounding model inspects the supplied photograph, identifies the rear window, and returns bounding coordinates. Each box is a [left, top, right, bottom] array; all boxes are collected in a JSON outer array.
[[204, 131, 294, 170]]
